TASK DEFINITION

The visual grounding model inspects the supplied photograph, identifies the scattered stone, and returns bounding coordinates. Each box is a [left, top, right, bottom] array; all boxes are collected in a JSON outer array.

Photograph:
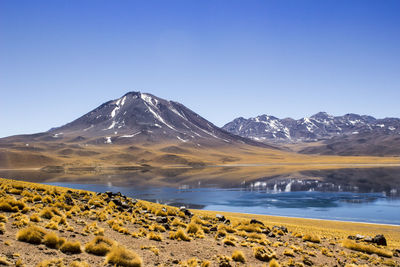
[[373, 234, 387, 246], [224, 219, 230, 225], [216, 214, 226, 221], [210, 226, 217, 232], [250, 219, 264, 225], [268, 232, 276, 238], [156, 217, 168, 224], [180, 208, 193, 217]]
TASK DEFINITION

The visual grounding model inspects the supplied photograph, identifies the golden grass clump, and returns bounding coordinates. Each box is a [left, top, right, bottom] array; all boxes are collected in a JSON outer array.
[[253, 246, 276, 262], [60, 240, 82, 254], [283, 248, 295, 257], [149, 223, 166, 232], [0, 222, 5, 234], [43, 232, 65, 249], [186, 222, 200, 234], [216, 255, 231, 267], [0, 256, 11, 266], [302, 234, 321, 243], [269, 259, 281, 267], [69, 261, 90, 267], [148, 232, 162, 241], [231, 250, 246, 263], [30, 213, 41, 222], [40, 207, 62, 219], [85, 236, 114, 256], [0, 198, 26, 212], [223, 235, 237, 246], [237, 223, 262, 233], [16, 225, 47, 244], [36, 258, 64, 267], [171, 218, 187, 228], [169, 228, 191, 241], [105, 245, 142, 267], [0, 214, 7, 222], [342, 239, 393, 258]]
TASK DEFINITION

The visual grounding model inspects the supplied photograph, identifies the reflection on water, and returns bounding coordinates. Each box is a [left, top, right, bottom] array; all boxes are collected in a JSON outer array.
[[1, 167, 400, 224]]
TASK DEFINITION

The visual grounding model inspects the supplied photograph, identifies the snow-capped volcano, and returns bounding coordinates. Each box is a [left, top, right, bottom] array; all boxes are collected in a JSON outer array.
[[48, 91, 270, 147]]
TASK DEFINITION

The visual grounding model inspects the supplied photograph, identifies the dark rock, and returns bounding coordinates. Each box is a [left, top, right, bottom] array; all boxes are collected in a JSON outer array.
[[216, 214, 226, 221], [111, 198, 122, 206], [64, 196, 74, 206], [268, 232, 276, 238], [163, 223, 170, 230], [180, 208, 193, 217], [373, 234, 387, 246], [105, 191, 113, 197], [156, 217, 168, 224], [250, 219, 264, 226], [262, 228, 271, 235], [210, 226, 217, 232], [224, 219, 231, 225], [347, 235, 356, 240]]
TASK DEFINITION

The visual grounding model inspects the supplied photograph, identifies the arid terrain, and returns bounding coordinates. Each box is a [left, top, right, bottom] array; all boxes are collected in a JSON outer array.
[[0, 177, 399, 266]]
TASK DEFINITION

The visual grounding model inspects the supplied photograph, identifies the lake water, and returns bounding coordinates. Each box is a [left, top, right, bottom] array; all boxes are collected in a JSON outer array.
[[2, 167, 400, 225]]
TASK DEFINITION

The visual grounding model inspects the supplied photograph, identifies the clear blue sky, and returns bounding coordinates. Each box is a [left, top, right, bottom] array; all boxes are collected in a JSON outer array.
[[1, 0, 399, 137]]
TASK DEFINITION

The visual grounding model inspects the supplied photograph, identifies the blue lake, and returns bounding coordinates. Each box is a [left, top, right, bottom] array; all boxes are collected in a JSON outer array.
[[3, 167, 400, 225], [45, 180, 400, 225]]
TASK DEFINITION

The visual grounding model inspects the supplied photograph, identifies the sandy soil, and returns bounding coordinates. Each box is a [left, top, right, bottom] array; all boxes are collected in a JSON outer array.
[[0, 177, 399, 266]]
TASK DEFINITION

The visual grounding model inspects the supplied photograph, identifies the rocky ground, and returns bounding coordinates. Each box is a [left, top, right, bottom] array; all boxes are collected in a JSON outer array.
[[0, 177, 399, 266]]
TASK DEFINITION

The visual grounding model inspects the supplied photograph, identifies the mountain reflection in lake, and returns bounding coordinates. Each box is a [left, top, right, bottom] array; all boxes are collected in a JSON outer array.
[[1, 167, 400, 225]]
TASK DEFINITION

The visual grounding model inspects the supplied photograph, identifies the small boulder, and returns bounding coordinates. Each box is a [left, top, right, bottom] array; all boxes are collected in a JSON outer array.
[[373, 234, 387, 246], [216, 214, 226, 221], [156, 217, 168, 224], [250, 219, 264, 226]]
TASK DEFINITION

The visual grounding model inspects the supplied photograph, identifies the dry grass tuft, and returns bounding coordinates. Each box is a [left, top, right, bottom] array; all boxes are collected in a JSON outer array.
[[0, 214, 7, 222], [0, 256, 11, 265], [105, 245, 142, 267], [253, 246, 276, 262], [43, 232, 65, 249], [36, 258, 64, 267], [186, 222, 200, 234], [16, 226, 47, 244], [169, 229, 191, 241], [60, 240, 82, 254], [223, 235, 237, 246], [302, 234, 321, 243], [0, 222, 5, 234], [342, 239, 393, 258], [69, 261, 89, 267], [148, 232, 162, 241], [269, 259, 281, 267], [231, 250, 246, 263], [85, 236, 114, 256]]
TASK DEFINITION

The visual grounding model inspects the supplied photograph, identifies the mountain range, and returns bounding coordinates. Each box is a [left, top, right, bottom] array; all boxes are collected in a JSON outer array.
[[0, 91, 399, 171], [223, 112, 400, 156]]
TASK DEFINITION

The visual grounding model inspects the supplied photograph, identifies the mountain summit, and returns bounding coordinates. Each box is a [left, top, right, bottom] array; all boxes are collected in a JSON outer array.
[[47, 91, 268, 147]]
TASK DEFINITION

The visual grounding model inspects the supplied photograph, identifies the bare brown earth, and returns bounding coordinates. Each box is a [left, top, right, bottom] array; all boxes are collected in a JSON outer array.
[[0, 178, 399, 267], [1, 140, 400, 184]]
